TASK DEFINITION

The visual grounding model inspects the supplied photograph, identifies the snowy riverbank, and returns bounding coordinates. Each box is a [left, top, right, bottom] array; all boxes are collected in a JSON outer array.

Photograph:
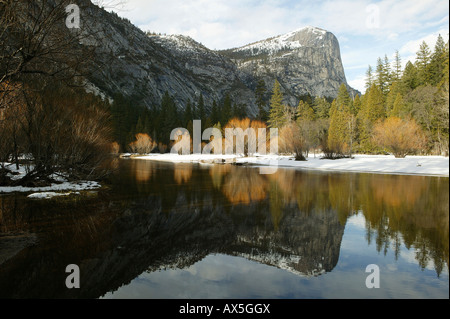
[[0, 163, 101, 196], [133, 153, 450, 177]]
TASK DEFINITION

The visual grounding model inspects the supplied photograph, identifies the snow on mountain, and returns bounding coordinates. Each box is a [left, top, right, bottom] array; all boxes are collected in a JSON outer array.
[[231, 26, 329, 57]]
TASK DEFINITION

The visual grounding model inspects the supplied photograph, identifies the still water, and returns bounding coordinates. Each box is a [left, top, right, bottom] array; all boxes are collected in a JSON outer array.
[[0, 159, 448, 299]]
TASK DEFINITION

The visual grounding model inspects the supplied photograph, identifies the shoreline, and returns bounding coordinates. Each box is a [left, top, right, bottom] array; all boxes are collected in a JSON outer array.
[[1, 153, 448, 195], [132, 153, 450, 177]]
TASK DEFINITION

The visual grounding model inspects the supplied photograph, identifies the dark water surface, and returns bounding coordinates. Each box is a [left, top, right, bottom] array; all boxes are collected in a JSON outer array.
[[0, 159, 448, 299]]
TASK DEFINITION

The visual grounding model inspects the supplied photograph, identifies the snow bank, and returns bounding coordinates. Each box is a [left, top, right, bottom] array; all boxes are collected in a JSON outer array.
[[133, 153, 239, 163], [134, 154, 449, 177], [0, 163, 102, 194], [240, 154, 449, 176], [0, 181, 101, 194], [27, 191, 80, 199]]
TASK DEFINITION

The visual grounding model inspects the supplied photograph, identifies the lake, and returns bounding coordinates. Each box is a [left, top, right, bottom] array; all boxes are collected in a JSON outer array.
[[0, 159, 448, 299]]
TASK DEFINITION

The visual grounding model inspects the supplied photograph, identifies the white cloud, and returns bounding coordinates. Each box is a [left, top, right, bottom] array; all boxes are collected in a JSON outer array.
[[111, 0, 449, 49], [109, 0, 449, 91], [348, 74, 367, 95], [400, 28, 449, 65]]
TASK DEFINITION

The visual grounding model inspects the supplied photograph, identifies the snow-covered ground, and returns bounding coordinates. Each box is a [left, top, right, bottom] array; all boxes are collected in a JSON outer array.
[[27, 191, 81, 199], [0, 180, 101, 195], [134, 153, 449, 177], [0, 163, 101, 195]]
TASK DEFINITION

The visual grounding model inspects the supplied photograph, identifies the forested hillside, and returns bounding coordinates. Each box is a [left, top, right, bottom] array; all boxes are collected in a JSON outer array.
[[117, 35, 448, 159]]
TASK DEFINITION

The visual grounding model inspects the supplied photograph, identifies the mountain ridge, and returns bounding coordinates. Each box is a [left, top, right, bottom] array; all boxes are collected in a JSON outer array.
[[81, 3, 359, 115]]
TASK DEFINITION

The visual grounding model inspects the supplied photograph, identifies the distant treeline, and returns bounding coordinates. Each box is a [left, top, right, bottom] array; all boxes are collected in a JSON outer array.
[[266, 35, 449, 159], [112, 35, 448, 158]]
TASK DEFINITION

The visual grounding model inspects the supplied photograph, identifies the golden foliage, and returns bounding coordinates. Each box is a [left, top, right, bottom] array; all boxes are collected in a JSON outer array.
[[221, 166, 268, 204], [279, 122, 306, 160], [128, 133, 157, 154], [174, 164, 193, 185], [224, 118, 267, 156], [373, 117, 427, 157]]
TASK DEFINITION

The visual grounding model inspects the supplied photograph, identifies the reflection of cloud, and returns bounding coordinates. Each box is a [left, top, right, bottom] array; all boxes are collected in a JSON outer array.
[[346, 213, 366, 230], [102, 252, 449, 299], [400, 249, 437, 271]]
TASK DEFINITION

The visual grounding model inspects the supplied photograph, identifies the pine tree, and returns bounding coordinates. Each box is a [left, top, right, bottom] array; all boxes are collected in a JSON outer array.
[[391, 93, 406, 118], [255, 79, 268, 121], [268, 80, 286, 128], [337, 83, 352, 108], [312, 96, 331, 119], [356, 84, 385, 153], [197, 93, 206, 126], [159, 91, 179, 145], [430, 34, 447, 86], [402, 61, 419, 92], [415, 41, 432, 85], [183, 99, 193, 128], [221, 93, 233, 125], [296, 100, 315, 122], [327, 84, 353, 155], [110, 94, 139, 149], [393, 50, 402, 82], [365, 84, 385, 123], [365, 65, 374, 90], [135, 116, 145, 134], [383, 54, 393, 89], [352, 94, 362, 115], [385, 81, 401, 115], [376, 56, 390, 95], [210, 100, 220, 125], [434, 45, 449, 155]]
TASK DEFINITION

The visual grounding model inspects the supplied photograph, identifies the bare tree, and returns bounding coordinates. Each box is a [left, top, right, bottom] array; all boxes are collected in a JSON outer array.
[[0, 0, 100, 88], [279, 122, 307, 161]]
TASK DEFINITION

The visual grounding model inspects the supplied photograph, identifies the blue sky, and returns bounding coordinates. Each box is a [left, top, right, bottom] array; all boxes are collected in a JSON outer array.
[[105, 0, 449, 94]]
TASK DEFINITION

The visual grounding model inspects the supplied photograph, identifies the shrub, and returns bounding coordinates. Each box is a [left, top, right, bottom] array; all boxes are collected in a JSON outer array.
[[128, 133, 157, 154], [373, 117, 427, 158]]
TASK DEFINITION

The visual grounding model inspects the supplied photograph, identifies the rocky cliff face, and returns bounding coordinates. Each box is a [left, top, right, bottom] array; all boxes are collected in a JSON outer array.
[[81, 3, 358, 115], [221, 26, 359, 107]]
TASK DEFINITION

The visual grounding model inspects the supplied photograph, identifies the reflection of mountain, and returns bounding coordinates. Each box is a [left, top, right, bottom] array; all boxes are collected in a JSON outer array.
[[0, 160, 448, 298], [226, 204, 345, 277]]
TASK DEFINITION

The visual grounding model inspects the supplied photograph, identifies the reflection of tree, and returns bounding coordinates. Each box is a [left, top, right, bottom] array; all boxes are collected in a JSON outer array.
[[0, 160, 448, 298], [268, 181, 284, 231], [208, 164, 231, 190], [131, 159, 155, 183], [173, 164, 193, 185], [215, 163, 449, 275], [221, 166, 268, 205], [357, 174, 449, 275], [327, 174, 359, 225]]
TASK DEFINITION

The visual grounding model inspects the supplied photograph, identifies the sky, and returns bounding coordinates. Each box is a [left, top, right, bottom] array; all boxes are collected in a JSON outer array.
[[102, 0, 449, 94]]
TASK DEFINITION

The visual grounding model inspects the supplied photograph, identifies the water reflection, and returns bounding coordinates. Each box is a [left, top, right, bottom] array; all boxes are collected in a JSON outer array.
[[0, 159, 448, 298]]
